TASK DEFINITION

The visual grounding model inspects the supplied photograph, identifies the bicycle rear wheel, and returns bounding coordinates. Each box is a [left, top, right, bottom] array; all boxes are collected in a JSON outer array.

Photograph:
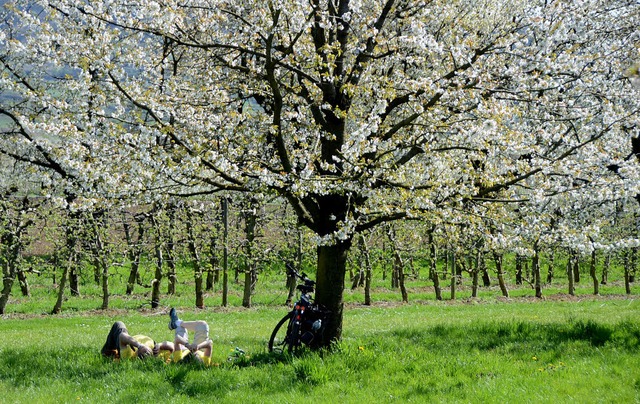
[[268, 313, 294, 353]]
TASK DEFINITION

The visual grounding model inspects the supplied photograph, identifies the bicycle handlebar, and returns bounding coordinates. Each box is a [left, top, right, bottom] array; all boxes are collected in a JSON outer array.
[[285, 265, 314, 286]]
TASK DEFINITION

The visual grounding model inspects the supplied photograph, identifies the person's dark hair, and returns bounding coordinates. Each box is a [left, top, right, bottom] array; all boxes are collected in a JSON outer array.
[[101, 321, 128, 357]]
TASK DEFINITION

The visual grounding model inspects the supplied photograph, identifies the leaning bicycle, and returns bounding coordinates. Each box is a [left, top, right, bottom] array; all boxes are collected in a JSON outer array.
[[268, 269, 329, 353]]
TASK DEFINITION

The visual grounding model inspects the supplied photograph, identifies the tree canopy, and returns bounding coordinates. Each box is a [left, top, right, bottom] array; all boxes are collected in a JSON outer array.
[[1, 0, 638, 344]]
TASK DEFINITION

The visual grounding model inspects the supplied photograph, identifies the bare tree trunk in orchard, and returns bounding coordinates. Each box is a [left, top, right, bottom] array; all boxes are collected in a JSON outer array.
[[284, 226, 304, 305], [151, 241, 163, 309], [63, 214, 80, 298], [427, 228, 442, 300], [450, 252, 456, 300], [386, 226, 408, 302], [456, 254, 464, 285], [442, 250, 449, 281], [165, 205, 177, 295], [221, 197, 229, 307], [533, 245, 542, 298], [3, 199, 34, 301], [601, 252, 610, 285], [285, 260, 296, 305], [630, 247, 637, 283], [241, 198, 259, 308], [186, 207, 204, 309], [69, 267, 79, 296], [350, 255, 363, 290], [381, 241, 387, 281], [546, 251, 555, 284], [358, 233, 373, 306], [390, 242, 399, 289], [429, 234, 442, 301], [471, 250, 482, 298], [0, 269, 14, 315], [150, 215, 164, 309], [16, 268, 29, 297], [88, 214, 110, 310], [396, 247, 408, 303], [493, 253, 509, 298], [567, 254, 575, 296], [572, 253, 581, 284], [481, 249, 491, 287], [350, 237, 365, 290], [589, 249, 599, 296], [624, 251, 632, 295], [515, 254, 523, 285], [91, 234, 101, 285], [124, 215, 145, 295], [52, 251, 74, 314], [296, 226, 303, 273], [207, 234, 218, 291], [0, 214, 23, 313]]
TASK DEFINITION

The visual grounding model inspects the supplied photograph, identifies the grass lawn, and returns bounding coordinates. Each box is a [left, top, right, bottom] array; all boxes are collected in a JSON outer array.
[[1, 295, 639, 403]]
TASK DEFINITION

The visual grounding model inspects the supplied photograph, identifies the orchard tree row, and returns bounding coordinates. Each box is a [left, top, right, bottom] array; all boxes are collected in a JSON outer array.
[[1, 0, 639, 345], [1, 188, 638, 315]]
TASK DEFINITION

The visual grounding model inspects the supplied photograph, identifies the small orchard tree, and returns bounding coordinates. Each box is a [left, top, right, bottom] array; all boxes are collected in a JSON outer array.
[[2, 0, 638, 345]]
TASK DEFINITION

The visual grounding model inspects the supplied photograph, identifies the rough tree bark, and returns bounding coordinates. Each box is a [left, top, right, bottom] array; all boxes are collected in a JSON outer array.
[[589, 249, 599, 296], [493, 253, 509, 298], [186, 207, 205, 309], [427, 228, 442, 300]]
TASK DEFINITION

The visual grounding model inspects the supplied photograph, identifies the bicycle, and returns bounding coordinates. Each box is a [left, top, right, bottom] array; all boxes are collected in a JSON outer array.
[[268, 268, 329, 353]]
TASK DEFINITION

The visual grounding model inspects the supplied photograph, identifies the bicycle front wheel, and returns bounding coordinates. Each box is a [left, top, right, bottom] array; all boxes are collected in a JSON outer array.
[[268, 313, 293, 353]]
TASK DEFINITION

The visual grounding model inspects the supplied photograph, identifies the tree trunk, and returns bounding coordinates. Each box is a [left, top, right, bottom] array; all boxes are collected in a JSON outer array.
[[573, 254, 580, 284], [358, 234, 373, 306], [315, 241, 351, 347], [125, 215, 145, 295], [450, 252, 456, 300], [471, 250, 482, 298], [515, 254, 523, 285], [0, 259, 15, 315], [285, 260, 296, 305], [69, 265, 80, 297], [624, 251, 632, 295], [165, 206, 177, 295], [546, 251, 555, 284], [567, 254, 575, 296], [397, 252, 408, 303], [630, 247, 637, 283], [601, 252, 610, 285], [386, 226, 408, 302], [428, 229, 442, 300], [65, 215, 80, 297], [589, 249, 599, 296], [493, 253, 509, 298], [481, 263, 491, 287], [90, 217, 110, 310], [221, 197, 229, 307], [241, 198, 259, 308], [16, 268, 30, 297], [207, 234, 218, 291], [242, 269, 253, 308], [533, 247, 542, 298], [52, 252, 73, 314], [186, 207, 204, 309]]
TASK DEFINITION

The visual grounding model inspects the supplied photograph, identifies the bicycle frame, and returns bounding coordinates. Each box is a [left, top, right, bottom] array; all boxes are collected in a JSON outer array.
[[269, 269, 329, 353]]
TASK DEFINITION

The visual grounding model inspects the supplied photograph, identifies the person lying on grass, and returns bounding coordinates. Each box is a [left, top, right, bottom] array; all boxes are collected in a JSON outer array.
[[168, 308, 213, 366], [101, 321, 174, 361]]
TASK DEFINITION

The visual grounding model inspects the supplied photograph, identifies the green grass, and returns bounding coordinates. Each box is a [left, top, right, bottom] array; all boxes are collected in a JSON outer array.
[[1, 300, 639, 403], [1, 254, 639, 403]]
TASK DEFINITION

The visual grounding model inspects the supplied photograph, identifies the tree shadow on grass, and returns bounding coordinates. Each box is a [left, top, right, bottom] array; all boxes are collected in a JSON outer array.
[[389, 318, 640, 355]]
